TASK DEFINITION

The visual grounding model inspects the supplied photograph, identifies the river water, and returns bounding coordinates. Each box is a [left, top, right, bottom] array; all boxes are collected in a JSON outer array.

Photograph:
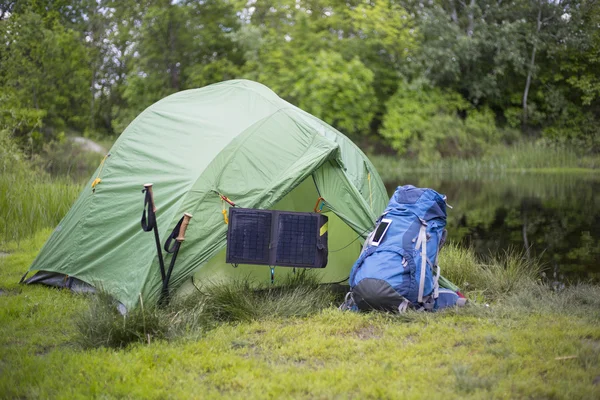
[[385, 172, 600, 282]]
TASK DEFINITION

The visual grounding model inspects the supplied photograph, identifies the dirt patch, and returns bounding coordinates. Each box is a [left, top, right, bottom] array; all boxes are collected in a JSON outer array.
[[35, 345, 55, 356], [582, 338, 600, 348], [0, 288, 20, 296], [0, 252, 9, 258], [355, 326, 383, 340]]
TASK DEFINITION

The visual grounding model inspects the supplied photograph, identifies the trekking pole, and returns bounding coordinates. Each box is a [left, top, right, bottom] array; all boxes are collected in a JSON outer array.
[[141, 183, 167, 284], [160, 212, 193, 305]]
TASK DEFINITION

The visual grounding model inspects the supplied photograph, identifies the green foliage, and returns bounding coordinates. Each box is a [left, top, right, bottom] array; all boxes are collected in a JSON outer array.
[[381, 84, 500, 161], [3, 0, 599, 155], [111, 0, 243, 132], [0, 130, 30, 175], [292, 51, 376, 135], [0, 11, 91, 146]]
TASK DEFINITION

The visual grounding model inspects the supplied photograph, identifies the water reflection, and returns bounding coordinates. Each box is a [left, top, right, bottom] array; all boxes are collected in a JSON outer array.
[[385, 173, 600, 281]]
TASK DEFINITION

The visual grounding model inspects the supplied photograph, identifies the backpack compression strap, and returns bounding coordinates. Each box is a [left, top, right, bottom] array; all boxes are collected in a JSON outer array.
[[415, 223, 428, 303], [415, 222, 443, 304]]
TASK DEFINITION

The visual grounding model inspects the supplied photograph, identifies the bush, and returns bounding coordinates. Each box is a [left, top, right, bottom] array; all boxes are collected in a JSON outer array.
[[291, 50, 377, 136], [0, 129, 30, 176], [31, 136, 104, 181], [380, 83, 500, 162]]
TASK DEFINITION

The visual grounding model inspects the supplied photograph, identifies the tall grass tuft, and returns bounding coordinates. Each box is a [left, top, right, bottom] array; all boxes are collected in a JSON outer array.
[[191, 270, 338, 323], [75, 292, 170, 349], [439, 243, 481, 290], [76, 271, 338, 349], [479, 248, 544, 300], [440, 244, 544, 301]]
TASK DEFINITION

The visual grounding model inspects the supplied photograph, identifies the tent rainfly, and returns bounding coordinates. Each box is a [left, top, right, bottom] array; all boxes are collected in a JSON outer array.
[[26, 79, 388, 310]]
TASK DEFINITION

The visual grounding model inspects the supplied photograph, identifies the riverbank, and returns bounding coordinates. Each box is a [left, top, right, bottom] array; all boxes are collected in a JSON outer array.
[[1, 232, 599, 398], [369, 142, 599, 182]]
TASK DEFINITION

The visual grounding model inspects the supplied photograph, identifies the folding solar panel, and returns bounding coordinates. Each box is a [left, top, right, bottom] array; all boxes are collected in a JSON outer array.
[[226, 208, 328, 268]]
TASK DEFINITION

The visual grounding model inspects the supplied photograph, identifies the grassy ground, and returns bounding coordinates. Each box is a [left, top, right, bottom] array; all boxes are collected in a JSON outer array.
[[1, 232, 599, 399]]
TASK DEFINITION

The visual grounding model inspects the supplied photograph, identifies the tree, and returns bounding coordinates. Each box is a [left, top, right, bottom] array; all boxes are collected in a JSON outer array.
[[292, 50, 377, 136], [112, 0, 243, 133], [381, 82, 499, 161], [0, 11, 91, 149]]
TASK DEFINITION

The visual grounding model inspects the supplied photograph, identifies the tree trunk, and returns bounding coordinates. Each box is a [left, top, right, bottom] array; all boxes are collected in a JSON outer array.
[[167, 7, 179, 91], [522, 5, 542, 127], [467, 0, 476, 36], [90, 69, 96, 132], [449, 0, 459, 24]]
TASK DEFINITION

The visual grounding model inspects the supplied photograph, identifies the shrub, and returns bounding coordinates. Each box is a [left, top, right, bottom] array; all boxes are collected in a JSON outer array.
[[0, 129, 30, 176], [31, 136, 104, 181], [380, 83, 500, 162]]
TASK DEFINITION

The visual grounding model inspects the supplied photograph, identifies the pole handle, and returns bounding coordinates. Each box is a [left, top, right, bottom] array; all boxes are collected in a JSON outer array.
[[143, 183, 156, 213], [176, 213, 193, 242]]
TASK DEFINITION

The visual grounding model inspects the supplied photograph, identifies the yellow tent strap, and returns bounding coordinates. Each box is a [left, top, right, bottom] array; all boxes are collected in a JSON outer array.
[[221, 199, 229, 224], [368, 172, 373, 210], [91, 153, 110, 189]]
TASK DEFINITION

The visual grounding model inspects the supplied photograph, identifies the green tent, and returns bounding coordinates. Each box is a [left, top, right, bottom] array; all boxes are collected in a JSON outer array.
[[28, 80, 389, 310]]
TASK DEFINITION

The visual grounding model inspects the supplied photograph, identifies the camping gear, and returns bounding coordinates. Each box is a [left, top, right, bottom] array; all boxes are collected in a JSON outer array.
[[141, 184, 192, 304], [160, 212, 193, 304], [436, 289, 467, 309], [141, 183, 167, 284], [343, 185, 463, 312], [24, 79, 389, 310], [226, 208, 328, 269]]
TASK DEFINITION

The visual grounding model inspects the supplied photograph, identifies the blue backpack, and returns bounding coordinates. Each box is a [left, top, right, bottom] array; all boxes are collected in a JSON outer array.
[[344, 185, 451, 312]]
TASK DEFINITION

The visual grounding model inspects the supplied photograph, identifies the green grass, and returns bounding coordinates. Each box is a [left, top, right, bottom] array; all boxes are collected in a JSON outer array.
[[76, 271, 340, 349], [0, 173, 82, 247], [1, 232, 599, 399], [0, 131, 88, 247], [370, 142, 599, 181], [439, 244, 545, 301]]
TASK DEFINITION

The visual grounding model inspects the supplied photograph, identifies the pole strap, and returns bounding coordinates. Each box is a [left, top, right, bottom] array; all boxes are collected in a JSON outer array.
[[164, 216, 184, 254], [141, 188, 156, 232]]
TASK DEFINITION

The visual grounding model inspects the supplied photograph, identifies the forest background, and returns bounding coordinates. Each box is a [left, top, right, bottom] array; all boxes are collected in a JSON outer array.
[[1, 0, 599, 172]]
